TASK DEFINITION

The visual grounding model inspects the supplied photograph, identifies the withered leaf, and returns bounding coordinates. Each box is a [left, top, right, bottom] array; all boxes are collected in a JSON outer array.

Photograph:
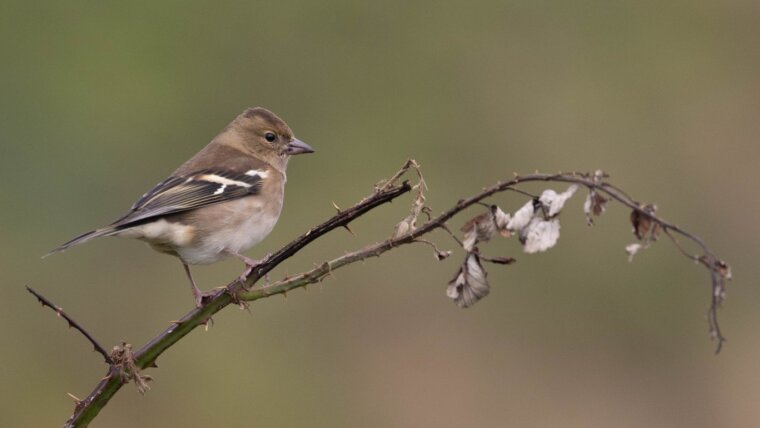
[[539, 184, 578, 217], [461, 205, 511, 251], [625, 242, 646, 262], [482, 256, 516, 265], [446, 254, 490, 308], [520, 218, 561, 253], [591, 192, 608, 216], [630, 204, 658, 240], [461, 212, 494, 251], [584, 190, 608, 225]]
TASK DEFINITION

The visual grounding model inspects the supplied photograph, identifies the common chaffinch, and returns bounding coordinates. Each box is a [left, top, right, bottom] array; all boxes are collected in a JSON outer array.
[[47, 107, 314, 306]]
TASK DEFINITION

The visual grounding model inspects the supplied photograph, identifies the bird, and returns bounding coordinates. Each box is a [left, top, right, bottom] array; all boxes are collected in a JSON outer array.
[[46, 107, 314, 307]]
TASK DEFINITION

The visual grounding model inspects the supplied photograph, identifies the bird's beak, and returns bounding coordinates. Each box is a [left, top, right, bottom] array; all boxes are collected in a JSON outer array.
[[285, 138, 315, 155]]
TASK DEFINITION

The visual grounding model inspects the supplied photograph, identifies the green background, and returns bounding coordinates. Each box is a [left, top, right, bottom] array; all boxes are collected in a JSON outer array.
[[2, 1, 758, 427]]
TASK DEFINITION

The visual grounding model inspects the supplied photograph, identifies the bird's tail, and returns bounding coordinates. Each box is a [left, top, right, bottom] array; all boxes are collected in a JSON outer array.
[[43, 226, 121, 258]]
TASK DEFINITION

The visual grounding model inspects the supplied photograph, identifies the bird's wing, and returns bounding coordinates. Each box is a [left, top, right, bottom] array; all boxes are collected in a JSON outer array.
[[44, 167, 270, 256], [112, 168, 267, 227]]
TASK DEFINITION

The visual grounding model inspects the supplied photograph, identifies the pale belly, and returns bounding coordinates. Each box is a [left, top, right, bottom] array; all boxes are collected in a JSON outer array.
[[120, 196, 282, 265], [177, 200, 280, 265]]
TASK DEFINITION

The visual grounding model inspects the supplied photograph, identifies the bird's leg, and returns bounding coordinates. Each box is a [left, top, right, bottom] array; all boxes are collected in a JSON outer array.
[[224, 250, 271, 286], [182, 263, 209, 308]]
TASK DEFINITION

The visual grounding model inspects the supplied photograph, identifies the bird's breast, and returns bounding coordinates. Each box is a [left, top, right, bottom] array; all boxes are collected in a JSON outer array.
[[177, 182, 284, 265], [204, 196, 281, 253]]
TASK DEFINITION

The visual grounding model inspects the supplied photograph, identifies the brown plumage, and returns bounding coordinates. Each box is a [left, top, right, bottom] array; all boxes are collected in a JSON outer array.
[[47, 107, 314, 306]]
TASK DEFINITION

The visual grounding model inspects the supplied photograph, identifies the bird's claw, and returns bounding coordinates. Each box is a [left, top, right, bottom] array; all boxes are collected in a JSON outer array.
[[193, 289, 218, 308], [236, 253, 271, 287]]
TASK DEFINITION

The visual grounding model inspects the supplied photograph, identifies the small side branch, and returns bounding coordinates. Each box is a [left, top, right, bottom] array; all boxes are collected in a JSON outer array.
[[26, 286, 112, 364]]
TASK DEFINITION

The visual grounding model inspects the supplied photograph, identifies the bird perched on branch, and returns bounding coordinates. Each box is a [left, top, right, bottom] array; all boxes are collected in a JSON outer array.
[[46, 107, 314, 307]]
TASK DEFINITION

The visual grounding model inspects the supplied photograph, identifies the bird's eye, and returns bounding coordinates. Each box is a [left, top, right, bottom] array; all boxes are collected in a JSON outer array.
[[264, 132, 277, 142]]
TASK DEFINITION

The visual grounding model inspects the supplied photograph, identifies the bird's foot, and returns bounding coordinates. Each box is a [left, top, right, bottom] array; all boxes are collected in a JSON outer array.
[[191, 286, 218, 308], [184, 263, 216, 308], [234, 253, 272, 288]]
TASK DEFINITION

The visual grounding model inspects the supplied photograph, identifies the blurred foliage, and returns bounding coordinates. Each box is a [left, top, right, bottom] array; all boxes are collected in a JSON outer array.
[[1, 0, 758, 427]]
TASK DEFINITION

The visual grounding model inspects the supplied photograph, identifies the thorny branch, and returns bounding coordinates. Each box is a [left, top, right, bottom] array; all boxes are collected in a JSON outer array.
[[26, 286, 112, 364], [54, 179, 412, 428], [30, 161, 731, 428]]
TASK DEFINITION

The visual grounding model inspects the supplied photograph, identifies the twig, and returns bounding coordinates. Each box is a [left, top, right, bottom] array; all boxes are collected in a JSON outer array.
[[249, 172, 729, 350], [41, 163, 729, 427], [439, 223, 464, 246], [26, 286, 112, 364], [662, 227, 698, 260], [375, 159, 419, 193]]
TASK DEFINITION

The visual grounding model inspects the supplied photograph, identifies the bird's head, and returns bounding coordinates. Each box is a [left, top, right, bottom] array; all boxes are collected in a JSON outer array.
[[233, 107, 314, 170]]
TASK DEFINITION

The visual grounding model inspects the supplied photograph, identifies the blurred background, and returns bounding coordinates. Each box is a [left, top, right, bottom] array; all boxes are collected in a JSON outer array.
[[1, 1, 758, 427]]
